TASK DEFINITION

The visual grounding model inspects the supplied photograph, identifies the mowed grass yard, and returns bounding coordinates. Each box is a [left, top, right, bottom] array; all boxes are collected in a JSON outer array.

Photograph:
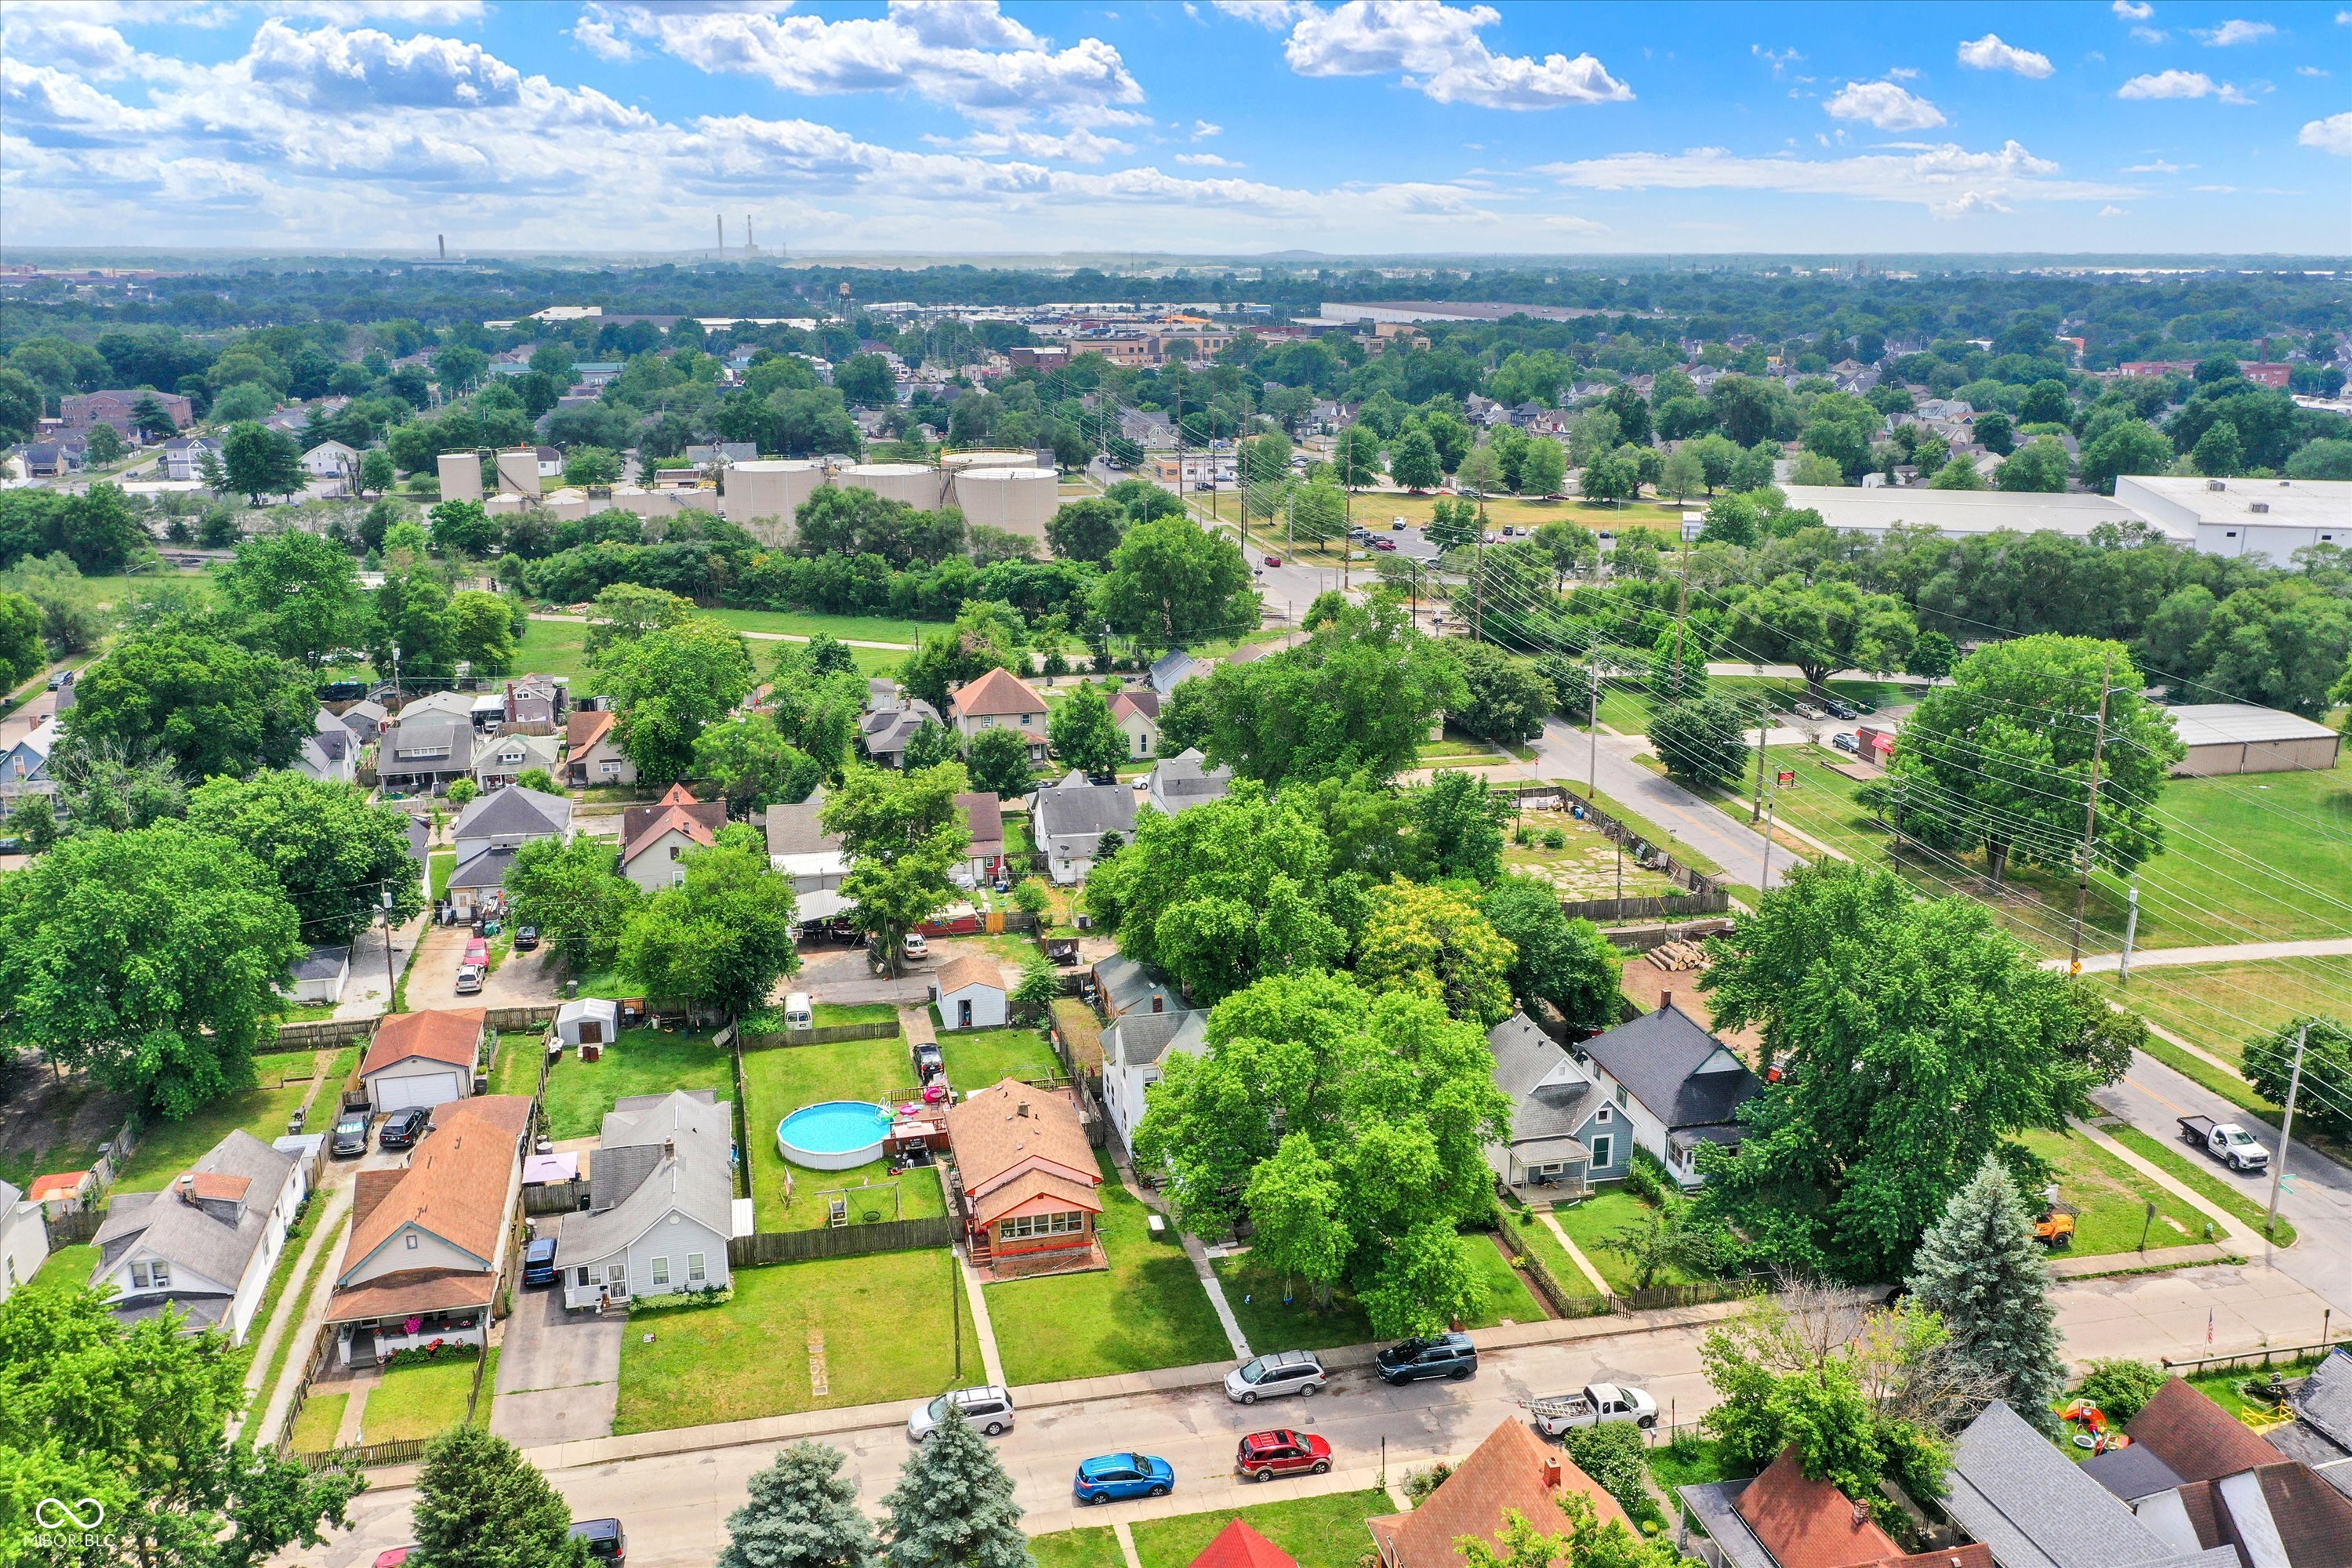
[[517, 611, 908, 692], [740, 1036, 946, 1232], [939, 1025, 1062, 1089], [2094, 956, 2352, 1066], [1551, 1190, 1712, 1294], [1129, 1490, 1396, 1568], [2016, 1128, 2208, 1257], [985, 1152, 1231, 1385], [613, 1249, 977, 1432], [539, 1029, 735, 1141], [1212, 1231, 1548, 1353], [360, 1348, 495, 1443], [112, 1051, 332, 1192]]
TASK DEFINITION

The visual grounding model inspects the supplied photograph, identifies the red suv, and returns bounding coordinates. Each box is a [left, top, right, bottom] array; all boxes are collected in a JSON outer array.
[[1236, 1429, 1332, 1482]]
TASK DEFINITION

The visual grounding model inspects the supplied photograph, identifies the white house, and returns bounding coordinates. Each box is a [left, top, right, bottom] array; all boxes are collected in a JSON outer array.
[[1574, 999, 1763, 1188], [471, 731, 561, 791], [1107, 690, 1161, 760], [620, 784, 727, 892], [765, 790, 851, 920], [1101, 1007, 1207, 1156], [561, 1091, 742, 1310], [1145, 748, 1232, 815], [1031, 770, 1138, 884], [302, 440, 361, 485], [159, 437, 220, 481], [448, 785, 573, 918], [88, 1131, 307, 1345], [0, 1180, 49, 1304], [931, 954, 1008, 1032], [359, 1008, 485, 1114], [296, 709, 359, 785]]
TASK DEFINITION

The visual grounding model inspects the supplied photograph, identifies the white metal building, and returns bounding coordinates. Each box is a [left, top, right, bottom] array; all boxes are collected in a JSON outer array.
[[2114, 476, 2352, 561], [1775, 485, 2165, 541], [2164, 704, 2345, 776]]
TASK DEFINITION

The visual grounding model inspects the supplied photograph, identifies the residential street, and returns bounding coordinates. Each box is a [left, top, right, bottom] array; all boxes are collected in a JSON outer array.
[[1530, 717, 1802, 891], [284, 1260, 2333, 1567], [2094, 1048, 2352, 1316]]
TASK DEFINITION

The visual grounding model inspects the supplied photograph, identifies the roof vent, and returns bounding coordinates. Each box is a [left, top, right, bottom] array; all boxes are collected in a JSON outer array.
[[2207, 479, 2227, 492], [1016, 1101, 1030, 1118], [2250, 502, 2269, 514]]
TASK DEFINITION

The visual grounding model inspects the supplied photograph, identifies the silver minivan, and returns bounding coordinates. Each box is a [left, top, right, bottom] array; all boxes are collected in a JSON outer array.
[[908, 1385, 1015, 1440], [1224, 1350, 1327, 1405]]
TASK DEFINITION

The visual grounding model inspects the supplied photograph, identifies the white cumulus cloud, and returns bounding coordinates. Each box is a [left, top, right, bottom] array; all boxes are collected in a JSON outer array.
[[1536, 139, 2129, 217], [2112, 0, 2154, 17], [1236, 0, 1632, 108], [2118, 69, 2216, 98], [1175, 151, 1241, 165], [2300, 111, 2352, 154], [2194, 19, 2275, 45], [1824, 79, 1946, 129], [1958, 34, 2055, 78]]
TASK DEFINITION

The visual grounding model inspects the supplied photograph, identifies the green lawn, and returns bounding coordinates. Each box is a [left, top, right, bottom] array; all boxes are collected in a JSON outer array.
[[539, 1029, 734, 1141], [2016, 1128, 2208, 1257], [986, 1152, 1232, 1385], [2095, 958, 2352, 1066], [289, 1392, 349, 1454], [2105, 1124, 2295, 1247], [940, 1026, 1062, 1088], [0, 1073, 123, 1190], [27, 1243, 97, 1296], [613, 1249, 977, 1432], [814, 1002, 900, 1028], [740, 1037, 946, 1231], [1212, 1232, 1548, 1353], [113, 1073, 314, 1192], [1129, 1490, 1396, 1568], [1501, 1207, 1609, 1306], [488, 1031, 548, 1100], [1552, 1190, 1711, 1294], [518, 613, 908, 695], [699, 606, 928, 648], [362, 1348, 492, 1443], [429, 850, 455, 901], [1028, 1526, 1125, 1568]]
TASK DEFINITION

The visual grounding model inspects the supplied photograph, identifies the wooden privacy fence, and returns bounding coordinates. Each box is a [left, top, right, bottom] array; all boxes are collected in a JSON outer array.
[[729, 1215, 958, 1268], [485, 1004, 561, 1031], [2162, 1338, 2346, 1375], [44, 1209, 102, 1247], [741, 1022, 898, 1049], [1539, 785, 1735, 916], [269, 1017, 376, 1051], [524, 1179, 588, 1216], [1562, 891, 1732, 923]]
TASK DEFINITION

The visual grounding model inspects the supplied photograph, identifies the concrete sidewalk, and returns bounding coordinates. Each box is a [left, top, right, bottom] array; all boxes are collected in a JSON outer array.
[[2053, 936, 2352, 975]]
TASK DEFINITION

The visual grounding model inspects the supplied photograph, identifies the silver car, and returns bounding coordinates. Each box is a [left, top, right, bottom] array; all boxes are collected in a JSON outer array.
[[1224, 1350, 1327, 1405], [908, 1385, 1014, 1440]]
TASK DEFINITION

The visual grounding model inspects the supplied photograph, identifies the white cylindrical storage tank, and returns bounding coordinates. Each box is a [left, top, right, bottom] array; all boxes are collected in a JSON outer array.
[[721, 459, 824, 544], [951, 466, 1057, 542], [495, 448, 542, 498], [672, 489, 720, 517], [840, 463, 950, 510], [608, 485, 669, 517], [484, 492, 524, 517], [542, 488, 591, 522], [939, 449, 1036, 472], [437, 450, 484, 503]]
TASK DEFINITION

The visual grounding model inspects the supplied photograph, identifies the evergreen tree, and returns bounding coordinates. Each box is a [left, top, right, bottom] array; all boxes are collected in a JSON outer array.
[[879, 1405, 1029, 1568], [410, 1425, 589, 1568], [1905, 1154, 2066, 1430], [720, 1440, 876, 1568]]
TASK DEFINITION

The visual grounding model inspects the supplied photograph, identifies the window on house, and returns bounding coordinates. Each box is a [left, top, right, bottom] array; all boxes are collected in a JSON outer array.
[[1590, 1134, 1613, 1167], [576, 1266, 591, 1287], [650, 1257, 670, 1288], [405, 1232, 419, 1248], [1614, 1084, 1629, 1109], [1595, 1105, 1613, 1124], [687, 1253, 706, 1284], [670, 845, 683, 859]]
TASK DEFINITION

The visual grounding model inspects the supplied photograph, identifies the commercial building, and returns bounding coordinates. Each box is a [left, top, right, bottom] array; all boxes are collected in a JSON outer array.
[[2113, 475, 2351, 559], [1776, 485, 2160, 542], [2165, 704, 2343, 776]]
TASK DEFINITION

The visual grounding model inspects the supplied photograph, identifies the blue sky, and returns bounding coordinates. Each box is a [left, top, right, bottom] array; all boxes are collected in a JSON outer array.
[[2, 1, 2345, 256]]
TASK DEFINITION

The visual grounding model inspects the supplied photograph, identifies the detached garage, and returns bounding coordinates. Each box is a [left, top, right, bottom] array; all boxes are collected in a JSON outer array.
[[2166, 703, 2344, 777], [361, 1008, 487, 1115]]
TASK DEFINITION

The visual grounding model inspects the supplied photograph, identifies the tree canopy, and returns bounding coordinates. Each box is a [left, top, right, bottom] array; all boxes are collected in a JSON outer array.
[[186, 771, 426, 945], [595, 616, 758, 786], [65, 620, 314, 779], [1095, 514, 1258, 654], [619, 836, 800, 1019]]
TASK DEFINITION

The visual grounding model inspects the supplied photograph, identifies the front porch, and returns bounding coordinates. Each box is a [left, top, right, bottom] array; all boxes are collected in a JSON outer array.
[[967, 1233, 1108, 1283], [336, 1306, 489, 1367]]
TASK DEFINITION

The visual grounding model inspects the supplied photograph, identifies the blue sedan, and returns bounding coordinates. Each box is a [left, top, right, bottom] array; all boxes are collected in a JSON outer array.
[[1073, 1453, 1174, 1504]]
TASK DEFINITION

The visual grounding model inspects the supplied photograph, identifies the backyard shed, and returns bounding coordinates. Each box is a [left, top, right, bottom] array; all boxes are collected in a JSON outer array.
[[557, 996, 621, 1047], [932, 954, 1008, 1032]]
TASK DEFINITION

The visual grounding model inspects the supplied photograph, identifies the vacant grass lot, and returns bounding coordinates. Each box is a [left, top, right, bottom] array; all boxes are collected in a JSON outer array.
[[814, 1001, 899, 1028], [488, 1031, 546, 1099], [700, 605, 927, 648], [114, 1072, 313, 1192], [612, 1250, 976, 1432], [741, 1037, 946, 1232], [362, 1348, 493, 1443], [1130, 1490, 1396, 1568], [986, 1152, 1230, 1385], [1028, 1526, 1124, 1568], [2096, 958, 2352, 1065], [940, 1025, 1062, 1088], [539, 1029, 734, 1141], [517, 612, 907, 694], [2016, 1128, 2205, 1257], [1211, 1232, 1548, 1353]]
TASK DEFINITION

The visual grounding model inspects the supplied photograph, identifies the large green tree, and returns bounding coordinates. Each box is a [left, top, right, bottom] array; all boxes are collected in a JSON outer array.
[[1695, 862, 2125, 1282], [821, 763, 971, 977], [619, 836, 800, 1019], [1889, 635, 2182, 882], [1481, 876, 1623, 1036], [1650, 695, 1754, 790], [1906, 1155, 2066, 1431], [1724, 575, 1915, 691], [1449, 642, 1550, 745], [963, 725, 1036, 798], [1137, 971, 1513, 1338], [878, 1406, 1027, 1568], [1095, 515, 1258, 653], [1044, 498, 1127, 564], [597, 617, 758, 786], [505, 833, 642, 972], [187, 772, 426, 945], [0, 590, 39, 692], [217, 528, 368, 669], [1354, 879, 1517, 1027], [2245, 1016, 2352, 1143], [64, 622, 313, 779], [0, 1284, 363, 1568], [0, 822, 299, 1117], [720, 1440, 875, 1568], [1046, 679, 1127, 777], [410, 1425, 590, 1568], [220, 421, 303, 504], [695, 717, 823, 813]]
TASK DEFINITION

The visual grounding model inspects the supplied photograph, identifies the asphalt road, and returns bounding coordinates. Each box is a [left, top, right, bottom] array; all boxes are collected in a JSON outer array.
[[1530, 717, 1802, 891], [2093, 1048, 2352, 1316]]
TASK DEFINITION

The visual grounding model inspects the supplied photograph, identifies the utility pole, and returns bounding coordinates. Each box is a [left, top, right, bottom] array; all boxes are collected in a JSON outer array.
[[1671, 542, 1693, 699], [380, 886, 397, 998], [2068, 648, 2115, 975], [2119, 884, 2140, 985], [1471, 525, 1486, 641], [1759, 768, 1782, 891], [1750, 697, 1769, 823], [1587, 663, 1601, 799], [2264, 1023, 2308, 1243]]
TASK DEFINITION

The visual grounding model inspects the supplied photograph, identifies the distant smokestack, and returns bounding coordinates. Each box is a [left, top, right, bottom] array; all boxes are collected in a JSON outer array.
[[437, 234, 446, 260], [746, 215, 755, 252], [716, 213, 724, 254]]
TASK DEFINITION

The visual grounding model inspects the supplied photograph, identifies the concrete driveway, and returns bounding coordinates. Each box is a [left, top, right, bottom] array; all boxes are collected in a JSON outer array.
[[492, 1224, 624, 1446]]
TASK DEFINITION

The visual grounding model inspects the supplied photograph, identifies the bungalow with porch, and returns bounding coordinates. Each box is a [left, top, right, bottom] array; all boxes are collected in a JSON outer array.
[[947, 1079, 1103, 1277], [88, 1130, 307, 1346], [950, 667, 1051, 763], [447, 784, 573, 918], [323, 1094, 532, 1366], [1483, 1012, 1595, 1200]]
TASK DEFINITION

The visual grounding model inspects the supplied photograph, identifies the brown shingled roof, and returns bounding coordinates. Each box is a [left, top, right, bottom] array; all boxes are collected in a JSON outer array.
[[1734, 1448, 1903, 1568], [623, 783, 727, 851], [339, 1095, 530, 1285], [361, 1009, 486, 1078], [623, 804, 720, 866], [950, 666, 1049, 720], [946, 1080, 1096, 1207], [2126, 1377, 2288, 1482], [1365, 1417, 1630, 1566], [935, 953, 1004, 998], [187, 1173, 252, 1204]]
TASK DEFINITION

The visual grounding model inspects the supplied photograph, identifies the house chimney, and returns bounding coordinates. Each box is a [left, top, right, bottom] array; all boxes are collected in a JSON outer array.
[[176, 1173, 195, 1202], [1660, 991, 1671, 1011], [1851, 1501, 1871, 1526], [1542, 1456, 1563, 1490], [664, 1136, 676, 1161], [1152, 995, 1163, 1014]]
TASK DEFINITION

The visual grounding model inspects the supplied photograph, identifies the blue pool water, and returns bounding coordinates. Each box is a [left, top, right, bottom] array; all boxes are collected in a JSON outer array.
[[776, 1101, 893, 1166]]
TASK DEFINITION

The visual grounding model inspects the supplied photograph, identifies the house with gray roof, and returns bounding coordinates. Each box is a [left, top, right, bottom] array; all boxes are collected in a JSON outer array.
[[1145, 747, 1232, 816], [1102, 1007, 1207, 1156], [89, 1130, 307, 1345], [2277, 1348, 2352, 1498], [764, 789, 851, 920], [1483, 1012, 1596, 1198], [1032, 768, 1138, 884], [447, 784, 572, 916], [1148, 649, 1204, 696], [1577, 999, 1762, 1188], [286, 946, 351, 1006], [0, 717, 59, 804], [860, 693, 945, 769], [296, 709, 359, 785], [1942, 1401, 2239, 1568], [1091, 950, 1176, 1021], [379, 716, 477, 794], [560, 1091, 744, 1310], [337, 699, 389, 740]]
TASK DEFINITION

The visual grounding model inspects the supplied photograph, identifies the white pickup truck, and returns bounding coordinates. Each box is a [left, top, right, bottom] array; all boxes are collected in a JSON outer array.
[[2179, 1115, 2270, 1172], [1529, 1383, 1658, 1437]]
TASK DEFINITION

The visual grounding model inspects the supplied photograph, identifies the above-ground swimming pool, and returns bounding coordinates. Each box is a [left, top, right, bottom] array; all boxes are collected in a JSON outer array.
[[776, 1101, 894, 1171]]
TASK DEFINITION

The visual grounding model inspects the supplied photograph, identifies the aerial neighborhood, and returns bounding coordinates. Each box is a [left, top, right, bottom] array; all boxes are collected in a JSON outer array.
[[3, 6, 2352, 1566]]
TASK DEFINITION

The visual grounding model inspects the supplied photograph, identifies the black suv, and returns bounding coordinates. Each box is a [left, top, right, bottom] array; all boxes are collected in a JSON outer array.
[[568, 1519, 626, 1566], [1375, 1332, 1477, 1385], [379, 1107, 431, 1150]]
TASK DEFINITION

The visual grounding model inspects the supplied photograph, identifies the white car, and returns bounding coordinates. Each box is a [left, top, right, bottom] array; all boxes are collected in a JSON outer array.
[[902, 931, 929, 960], [908, 1385, 1014, 1441], [1224, 1350, 1327, 1404]]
